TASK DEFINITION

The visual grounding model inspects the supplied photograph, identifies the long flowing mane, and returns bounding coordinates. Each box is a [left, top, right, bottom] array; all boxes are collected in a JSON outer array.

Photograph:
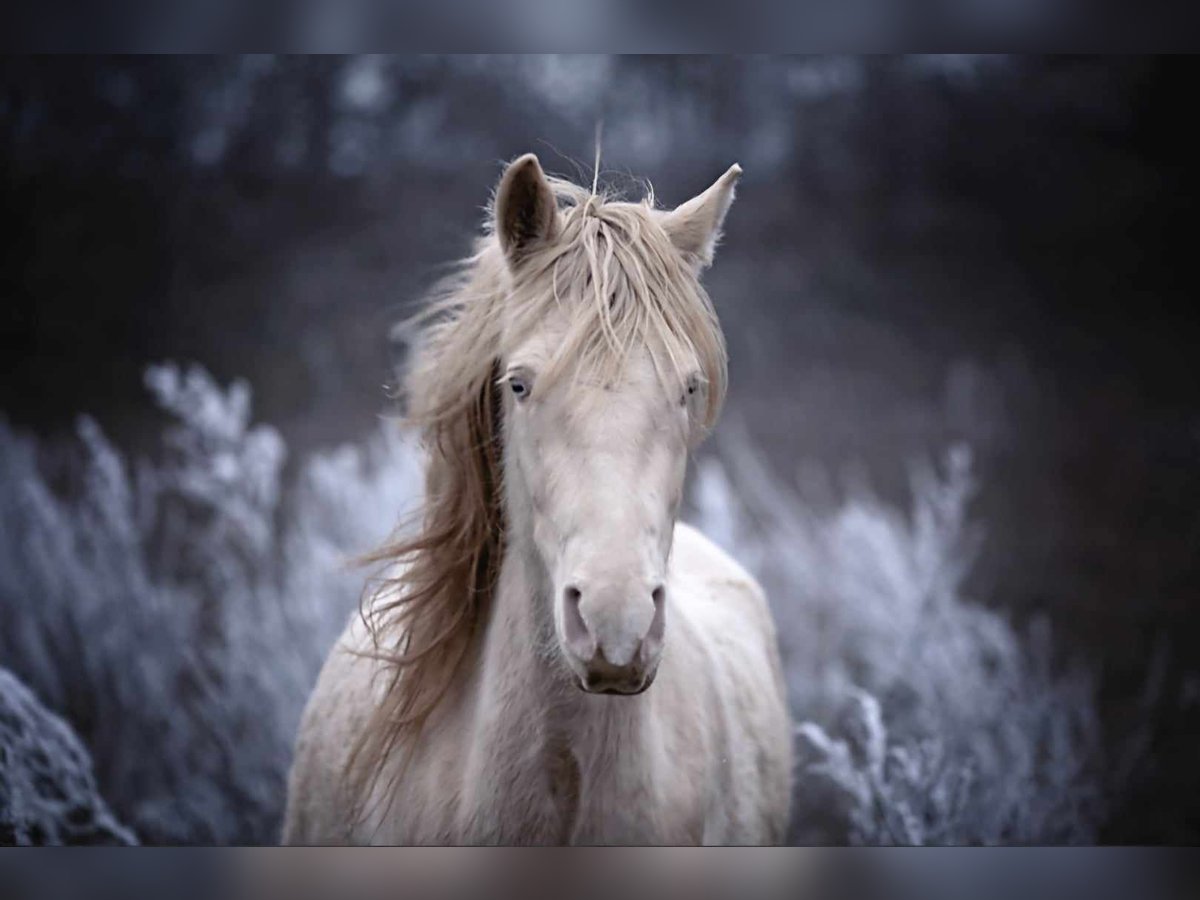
[[343, 169, 729, 818]]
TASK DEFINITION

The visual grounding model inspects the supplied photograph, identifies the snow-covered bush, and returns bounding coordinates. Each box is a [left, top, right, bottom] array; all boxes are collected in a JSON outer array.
[[694, 432, 1107, 843], [0, 363, 1110, 843], [0, 666, 137, 845], [0, 363, 418, 843]]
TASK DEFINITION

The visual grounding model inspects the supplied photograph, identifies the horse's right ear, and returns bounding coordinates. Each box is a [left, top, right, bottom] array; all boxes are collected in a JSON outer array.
[[494, 153, 559, 262]]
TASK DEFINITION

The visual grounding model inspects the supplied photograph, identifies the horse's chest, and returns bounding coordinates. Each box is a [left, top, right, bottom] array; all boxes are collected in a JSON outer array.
[[544, 735, 583, 842], [453, 732, 701, 845], [552, 742, 704, 845]]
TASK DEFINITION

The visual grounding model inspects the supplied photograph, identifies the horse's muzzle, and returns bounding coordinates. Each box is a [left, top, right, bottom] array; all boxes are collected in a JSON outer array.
[[578, 657, 657, 695]]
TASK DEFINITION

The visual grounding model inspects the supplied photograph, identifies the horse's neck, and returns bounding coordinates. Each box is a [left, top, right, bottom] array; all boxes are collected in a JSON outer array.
[[443, 541, 652, 842]]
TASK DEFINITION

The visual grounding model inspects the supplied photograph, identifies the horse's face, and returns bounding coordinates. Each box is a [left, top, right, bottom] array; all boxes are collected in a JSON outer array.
[[503, 322, 705, 694], [493, 153, 739, 695]]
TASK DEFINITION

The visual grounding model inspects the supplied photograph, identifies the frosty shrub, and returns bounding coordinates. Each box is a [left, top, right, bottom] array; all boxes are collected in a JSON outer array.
[[0, 364, 419, 843], [0, 363, 1109, 843], [0, 666, 138, 845], [693, 431, 1107, 844]]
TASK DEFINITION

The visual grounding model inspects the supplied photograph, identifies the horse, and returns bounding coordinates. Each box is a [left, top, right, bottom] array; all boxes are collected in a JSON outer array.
[[282, 153, 793, 844]]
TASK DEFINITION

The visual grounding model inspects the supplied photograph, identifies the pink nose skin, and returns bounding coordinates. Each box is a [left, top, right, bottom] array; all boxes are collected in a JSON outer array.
[[562, 584, 666, 694]]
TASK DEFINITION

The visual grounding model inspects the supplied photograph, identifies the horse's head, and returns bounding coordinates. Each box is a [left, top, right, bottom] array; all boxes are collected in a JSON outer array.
[[493, 154, 739, 695]]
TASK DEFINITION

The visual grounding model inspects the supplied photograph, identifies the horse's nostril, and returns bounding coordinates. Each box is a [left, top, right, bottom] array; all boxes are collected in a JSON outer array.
[[646, 585, 667, 650], [562, 584, 591, 658]]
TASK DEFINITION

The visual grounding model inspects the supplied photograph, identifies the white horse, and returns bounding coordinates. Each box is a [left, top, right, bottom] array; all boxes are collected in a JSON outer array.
[[283, 154, 793, 844]]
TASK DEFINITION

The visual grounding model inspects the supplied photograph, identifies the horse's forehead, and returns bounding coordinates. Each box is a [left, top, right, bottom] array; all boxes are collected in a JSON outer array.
[[507, 306, 687, 372], [512, 339, 683, 402]]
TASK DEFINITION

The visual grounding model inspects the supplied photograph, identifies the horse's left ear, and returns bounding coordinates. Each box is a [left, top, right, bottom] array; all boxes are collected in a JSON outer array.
[[494, 153, 559, 262], [660, 163, 743, 271]]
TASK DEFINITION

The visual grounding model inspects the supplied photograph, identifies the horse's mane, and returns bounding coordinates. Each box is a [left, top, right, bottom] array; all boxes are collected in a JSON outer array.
[[343, 168, 728, 820]]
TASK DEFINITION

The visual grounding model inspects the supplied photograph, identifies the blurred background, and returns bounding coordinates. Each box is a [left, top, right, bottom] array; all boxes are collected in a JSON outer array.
[[1, 55, 1198, 845]]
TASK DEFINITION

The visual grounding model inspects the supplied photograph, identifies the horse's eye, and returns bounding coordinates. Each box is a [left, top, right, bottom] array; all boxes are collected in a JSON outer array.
[[509, 377, 530, 400], [681, 375, 700, 407]]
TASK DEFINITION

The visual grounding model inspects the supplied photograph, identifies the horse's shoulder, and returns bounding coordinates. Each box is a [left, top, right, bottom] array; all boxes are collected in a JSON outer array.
[[666, 522, 792, 835], [670, 521, 768, 611], [283, 605, 391, 843]]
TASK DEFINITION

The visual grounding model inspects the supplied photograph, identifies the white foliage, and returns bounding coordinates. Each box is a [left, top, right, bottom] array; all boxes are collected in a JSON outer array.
[[694, 431, 1106, 844], [0, 363, 418, 843]]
